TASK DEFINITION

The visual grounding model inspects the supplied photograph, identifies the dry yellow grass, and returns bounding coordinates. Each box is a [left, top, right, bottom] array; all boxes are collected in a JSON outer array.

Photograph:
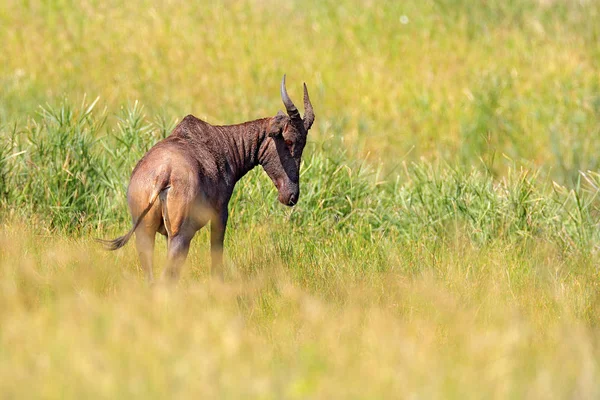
[[1, 224, 599, 398]]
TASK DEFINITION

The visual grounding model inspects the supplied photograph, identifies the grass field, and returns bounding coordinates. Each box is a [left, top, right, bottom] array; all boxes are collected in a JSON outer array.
[[1, 0, 600, 398]]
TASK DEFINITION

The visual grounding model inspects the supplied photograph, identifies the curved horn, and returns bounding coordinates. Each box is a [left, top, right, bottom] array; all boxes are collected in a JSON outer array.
[[280, 75, 301, 122], [303, 83, 315, 130]]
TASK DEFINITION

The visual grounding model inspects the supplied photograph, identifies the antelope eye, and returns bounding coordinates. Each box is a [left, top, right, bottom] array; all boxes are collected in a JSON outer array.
[[284, 139, 293, 147]]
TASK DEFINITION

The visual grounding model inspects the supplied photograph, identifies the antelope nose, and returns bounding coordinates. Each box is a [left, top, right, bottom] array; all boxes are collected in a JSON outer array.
[[288, 193, 298, 206]]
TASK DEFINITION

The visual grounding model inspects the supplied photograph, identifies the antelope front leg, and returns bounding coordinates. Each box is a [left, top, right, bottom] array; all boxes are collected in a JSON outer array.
[[210, 208, 228, 280]]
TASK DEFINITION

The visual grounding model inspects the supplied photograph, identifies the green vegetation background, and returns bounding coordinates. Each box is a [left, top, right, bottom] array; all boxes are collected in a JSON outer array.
[[1, 0, 600, 398]]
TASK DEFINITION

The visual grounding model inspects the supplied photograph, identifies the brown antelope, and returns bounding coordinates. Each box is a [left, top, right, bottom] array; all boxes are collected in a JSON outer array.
[[99, 75, 315, 282]]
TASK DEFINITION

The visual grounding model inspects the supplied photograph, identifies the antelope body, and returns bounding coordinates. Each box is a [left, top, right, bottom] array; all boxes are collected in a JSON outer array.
[[100, 76, 314, 282]]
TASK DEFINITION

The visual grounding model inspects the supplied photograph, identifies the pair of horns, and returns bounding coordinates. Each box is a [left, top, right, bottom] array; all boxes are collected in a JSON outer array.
[[280, 75, 315, 131]]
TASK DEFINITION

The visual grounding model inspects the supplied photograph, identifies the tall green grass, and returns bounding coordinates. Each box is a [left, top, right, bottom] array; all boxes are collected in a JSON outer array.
[[1, 101, 599, 253]]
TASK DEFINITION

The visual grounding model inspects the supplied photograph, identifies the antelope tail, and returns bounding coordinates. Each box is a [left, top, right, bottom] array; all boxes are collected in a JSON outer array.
[[96, 186, 164, 251]]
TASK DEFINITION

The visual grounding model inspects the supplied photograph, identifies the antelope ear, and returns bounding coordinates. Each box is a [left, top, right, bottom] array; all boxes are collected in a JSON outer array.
[[268, 111, 287, 137]]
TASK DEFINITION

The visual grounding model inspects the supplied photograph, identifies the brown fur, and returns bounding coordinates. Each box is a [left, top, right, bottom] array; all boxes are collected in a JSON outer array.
[[98, 76, 315, 282]]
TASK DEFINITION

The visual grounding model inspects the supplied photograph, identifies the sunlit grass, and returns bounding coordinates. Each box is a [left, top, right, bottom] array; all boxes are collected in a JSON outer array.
[[1, 100, 599, 252], [1, 0, 599, 180], [2, 0, 600, 397], [1, 225, 599, 398]]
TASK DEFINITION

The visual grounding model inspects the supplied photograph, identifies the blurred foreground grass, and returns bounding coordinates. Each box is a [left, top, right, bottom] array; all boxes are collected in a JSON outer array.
[[1, 224, 600, 398]]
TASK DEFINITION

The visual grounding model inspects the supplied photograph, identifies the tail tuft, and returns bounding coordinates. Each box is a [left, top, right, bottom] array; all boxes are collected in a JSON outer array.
[[95, 233, 132, 251]]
